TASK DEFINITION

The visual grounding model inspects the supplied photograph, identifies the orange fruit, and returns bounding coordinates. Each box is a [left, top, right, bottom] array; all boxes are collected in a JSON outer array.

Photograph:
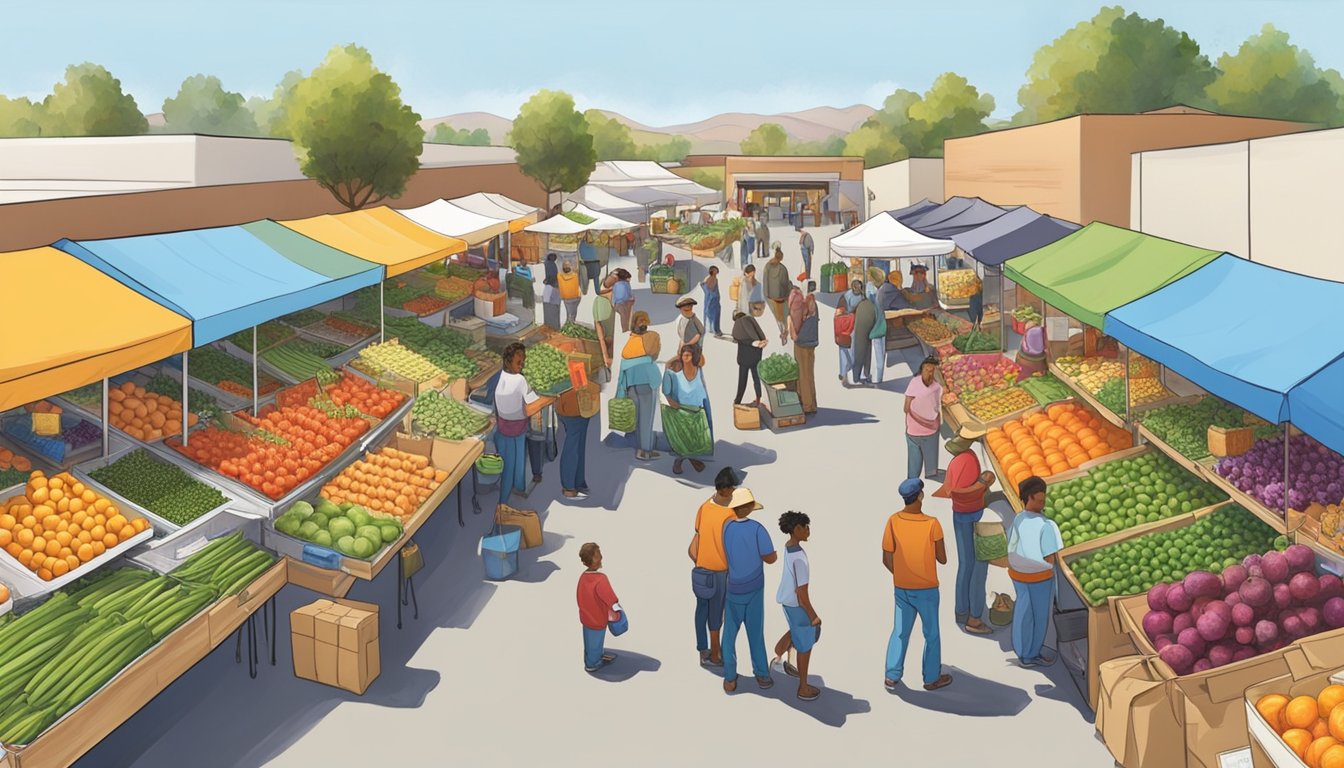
[[1330, 705, 1344, 741], [1309, 737, 1340, 767], [1316, 720, 1333, 739], [1259, 695, 1291, 733], [1285, 729, 1316, 758], [1323, 745, 1344, 768], [1320, 687, 1344, 719]]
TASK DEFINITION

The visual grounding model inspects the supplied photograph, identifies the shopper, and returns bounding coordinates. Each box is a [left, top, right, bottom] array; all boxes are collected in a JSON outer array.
[[834, 302, 855, 383], [772, 511, 821, 702], [558, 261, 581, 325], [616, 311, 662, 462], [882, 479, 952, 692], [701, 265, 723, 337], [868, 284, 889, 385], [904, 355, 943, 480], [558, 403, 592, 499], [937, 426, 995, 635], [675, 297, 705, 354], [721, 487, 776, 694], [850, 283, 875, 386], [576, 543, 623, 672], [764, 247, 791, 344], [492, 343, 547, 513], [661, 344, 712, 476], [844, 277, 865, 312], [579, 234, 602, 295], [798, 229, 815, 280], [542, 253, 562, 330], [610, 268, 635, 332], [731, 310, 767, 407], [788, 281, 818, 414], [877, 269, 907, 311], [737, 264, 765, 319], [741, 220, 756, 269], [689, 467, 740, 667], [1007, 476, 1062, 668], [902, 264, 936, 310], [755, 213, 770, 264], [592, 281, 615, 376]]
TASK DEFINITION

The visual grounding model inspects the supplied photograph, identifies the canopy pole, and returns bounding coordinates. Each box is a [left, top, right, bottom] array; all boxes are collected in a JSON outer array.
[[1124, 346, 1132, 424], [1284, 423, 1291, 515], [252, 326, 259, 417], [998, 271, 1006, 351], [380, 281, 385, 343], [102, 378, 110, 458], [182, 352, 189, 448]]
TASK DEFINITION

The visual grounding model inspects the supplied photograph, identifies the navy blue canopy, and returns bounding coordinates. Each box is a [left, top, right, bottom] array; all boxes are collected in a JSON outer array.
[[899, 197, 1009, 239], [952, 207, 1081, 267]]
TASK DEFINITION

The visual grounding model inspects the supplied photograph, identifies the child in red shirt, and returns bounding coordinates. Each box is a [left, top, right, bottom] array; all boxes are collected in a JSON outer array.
[[577, 543, 622, 672]]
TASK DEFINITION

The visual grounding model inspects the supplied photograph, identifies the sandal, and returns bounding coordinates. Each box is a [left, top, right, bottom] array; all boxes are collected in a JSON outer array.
[[673, 459, 684, 475], [964, 620, 993, 635], [755, 675, 774, 689], [797, 686, 820, 701], [783, 661, 800, 678], [689, 459, 705, 472]]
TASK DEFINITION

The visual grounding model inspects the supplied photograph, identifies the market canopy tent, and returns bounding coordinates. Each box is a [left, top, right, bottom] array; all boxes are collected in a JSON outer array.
[[900, 196, 1009, 239], [587, 160, 720, 207], [583, 184, 693, 209], [952, 207, 1081, 267], [56, 221, 383, 346], [0, 247, 192, 410], [828, 211, 955, 260], [395, 199, 512, 245], [279, 207, 466, 277], [448, 193, 539, 233], [1003, 222, 1220, 329], [1106, 254, 1344, 428], [570, 186, 657, 220], [887, 199, 938, 220], [1291, 355, 1344, 458]]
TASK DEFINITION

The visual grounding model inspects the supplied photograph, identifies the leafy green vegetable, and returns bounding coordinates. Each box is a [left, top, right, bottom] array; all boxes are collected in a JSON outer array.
[[523, 344, 571, 392], [412, 391, 490, 440], [759, 353, 799, 384], [608, 398, 636, 433], [89, 449, 227, 526], [952, 329, 998, 353], [561, 322, 597, 340], [662, 405, 712, 456]]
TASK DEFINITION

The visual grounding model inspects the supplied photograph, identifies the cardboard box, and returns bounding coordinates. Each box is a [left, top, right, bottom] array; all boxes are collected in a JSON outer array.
[[291, 597, 381, 695], [1243, 662, 1344, 768]]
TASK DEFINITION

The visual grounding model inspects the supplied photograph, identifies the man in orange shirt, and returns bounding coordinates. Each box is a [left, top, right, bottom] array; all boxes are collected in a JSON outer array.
[[881, 479, 952, 691], [688, 467, 739, 667]]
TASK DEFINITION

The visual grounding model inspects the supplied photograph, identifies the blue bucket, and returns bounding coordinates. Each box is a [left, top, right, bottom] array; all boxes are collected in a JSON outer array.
[[608, 610, 629, 637], [481, 525, 522, 581]]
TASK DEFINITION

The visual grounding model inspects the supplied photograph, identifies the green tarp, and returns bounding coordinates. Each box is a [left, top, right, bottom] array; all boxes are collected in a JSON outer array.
[[240, 220, 378, 280], [1003, 223, 1220, 329]]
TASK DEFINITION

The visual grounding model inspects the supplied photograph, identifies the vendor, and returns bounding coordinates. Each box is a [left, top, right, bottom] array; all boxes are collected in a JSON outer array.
[[902, 264, 936, 310], [1017, 319, 1047, 377], [877, 269, 908, 312], [493, 343, 551, 513]]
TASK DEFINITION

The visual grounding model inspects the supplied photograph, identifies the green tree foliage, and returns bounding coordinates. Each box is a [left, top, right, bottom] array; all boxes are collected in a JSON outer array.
[[39, 63, 148, 136], [1014, 6, 1216, 124], [843, 123, 906, 167], [636, 135, 692, 162], [0, 96, 43, 137], [844, 74, 993, 165], [248, 70, 303, 138], [739, 123, 789, 155], [1206, 24, 1344, 126], [282, 45, 423, 210], [510, 90, 596, 196], [162, 75, 259, 136], [426, 123, 491, 145], [584, 109, 638, 160]]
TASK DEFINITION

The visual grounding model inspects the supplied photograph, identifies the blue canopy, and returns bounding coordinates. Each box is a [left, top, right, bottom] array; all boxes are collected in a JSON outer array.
[[1291, 359, 1344, 459], [1104, 254, 1344, 426], [56, 221, 384, 346], [900, 196, 1009, 239], [952, 207, 1081, 267], [887, 199, 938, 221]]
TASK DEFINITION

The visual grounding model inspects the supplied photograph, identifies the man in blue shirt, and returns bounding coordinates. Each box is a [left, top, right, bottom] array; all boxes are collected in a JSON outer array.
[[578, 235, 601, 295], [720, 487, 777, 694]]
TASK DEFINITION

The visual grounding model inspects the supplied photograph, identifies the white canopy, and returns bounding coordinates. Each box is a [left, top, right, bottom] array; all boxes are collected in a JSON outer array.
[[523, 203, 638, 235], [586, 160, 720, 207], [572, 186, 652, 220], [448, 192, 539, 225], [828, 212, 955, 260], [396, 199, 510, 245]]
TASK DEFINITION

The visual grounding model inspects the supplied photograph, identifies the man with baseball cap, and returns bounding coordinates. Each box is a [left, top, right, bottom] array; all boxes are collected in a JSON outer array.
[[935, 425, 997, 635], [675, 296, 704, 353], [881, 478, 952, 691], [720, 487, 777, 694]]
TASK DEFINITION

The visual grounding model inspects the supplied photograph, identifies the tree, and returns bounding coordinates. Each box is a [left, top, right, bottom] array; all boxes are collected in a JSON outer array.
[[40, 63, 147, 136], [426, 123, 491, 145], [162, 75, 259, 136], [843, 122, 906, 167], [282, 45, 423, 210], [844, 72, 993, 164], [789, 136, 846, 156], [0, 96, 43, 137], [583, 109, 638, 160], [637, 135, 691, 162], [1206, 25, 1344, 126], [248, 70, 304, 138], [1014, 7, 1216, 124], [739, 123, 789, 155], [510, 90, 596, 199]]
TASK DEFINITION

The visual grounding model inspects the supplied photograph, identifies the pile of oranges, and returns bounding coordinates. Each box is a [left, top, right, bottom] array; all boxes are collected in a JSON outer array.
[[320, 446, 449, 522], [986, 402, 1133, 490], [1257, 687, 1344, 767], [0, 471, 149, 581]]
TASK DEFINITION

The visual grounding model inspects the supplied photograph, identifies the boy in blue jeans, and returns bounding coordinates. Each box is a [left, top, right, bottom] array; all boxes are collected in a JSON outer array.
[[576, 543, 622, 672]]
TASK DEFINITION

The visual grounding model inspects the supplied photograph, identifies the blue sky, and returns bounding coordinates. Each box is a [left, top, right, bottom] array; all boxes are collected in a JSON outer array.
[[1, 0, 1340, 125]]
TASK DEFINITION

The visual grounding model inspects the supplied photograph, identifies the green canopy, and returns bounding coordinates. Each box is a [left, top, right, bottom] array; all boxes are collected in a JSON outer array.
[[1003, 222, 1220, 328]]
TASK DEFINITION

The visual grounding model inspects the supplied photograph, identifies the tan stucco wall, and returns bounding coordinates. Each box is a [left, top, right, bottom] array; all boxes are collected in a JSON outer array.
[[865, 158, 944, 214], [944, 118, 1084, 222], [0, 163, 546, 252]]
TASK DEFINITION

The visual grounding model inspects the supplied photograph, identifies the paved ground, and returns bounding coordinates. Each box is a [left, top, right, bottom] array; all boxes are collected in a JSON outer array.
[[76, 223, 1117, 768]]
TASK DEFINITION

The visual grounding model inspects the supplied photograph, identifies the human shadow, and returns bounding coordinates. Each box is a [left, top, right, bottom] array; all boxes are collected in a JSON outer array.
[[888, 666, 1030, 717], [802, 407, 881, 429], [595, 432, 776, 509], [628, 288, 682, 326], [587, 650, 662, 683], [736, 674, 872, 727]]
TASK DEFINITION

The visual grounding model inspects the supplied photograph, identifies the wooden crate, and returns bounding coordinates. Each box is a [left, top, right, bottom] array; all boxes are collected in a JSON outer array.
[[763, 409, 805, 430]]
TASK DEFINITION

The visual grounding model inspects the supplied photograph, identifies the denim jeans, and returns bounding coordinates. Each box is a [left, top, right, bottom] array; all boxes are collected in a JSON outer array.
[[1012, 578, 1054, 663], [694, 570, 728, 652], [629, 384, 656, 453], [496, 431, 527, 502], [722, 588, 768, 681], [886, 587, 941, 686], [871, 338, 887, 384], [563, 298, 580, 325], [838, 346, 853, 380], [907, 432, 939, 479], [583, 626, 607, 670], [558, 414, 590, 491], [952, 511, 988, 620]]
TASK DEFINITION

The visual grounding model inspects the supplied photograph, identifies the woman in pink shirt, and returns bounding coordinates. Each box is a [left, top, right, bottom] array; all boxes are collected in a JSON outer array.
[[904, 355, 943, 480]]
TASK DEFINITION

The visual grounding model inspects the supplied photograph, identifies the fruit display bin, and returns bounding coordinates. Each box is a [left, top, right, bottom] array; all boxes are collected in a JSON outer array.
[[156, 359, 277, 413], [71, 444, 246, 538], [0, 412, 105, 470], [410, 399, 495, 447], [1048, 360, 1128, 430], [130, 507, 266, 575], [297, 319, 380, 350]]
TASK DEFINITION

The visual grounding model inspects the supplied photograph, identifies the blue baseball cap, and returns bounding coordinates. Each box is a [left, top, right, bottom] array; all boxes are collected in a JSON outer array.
[[899, 479, 924, 504]]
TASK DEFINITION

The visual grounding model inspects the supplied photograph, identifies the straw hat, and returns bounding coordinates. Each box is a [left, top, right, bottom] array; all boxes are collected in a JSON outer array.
[[728, 488, 764, 511]]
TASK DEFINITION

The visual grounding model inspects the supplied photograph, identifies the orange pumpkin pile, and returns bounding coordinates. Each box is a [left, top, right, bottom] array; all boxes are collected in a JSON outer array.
[[319, 447, 449, 522], [986, 402, 1133, 490], [1257, 687, 1344, 767], [107, 381, 198, 441], [0, 470, 149, 581]]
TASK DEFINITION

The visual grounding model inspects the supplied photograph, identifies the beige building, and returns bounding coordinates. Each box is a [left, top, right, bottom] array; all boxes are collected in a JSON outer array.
[[679, 154, 866, 226], [943, 107, 1309, 226], [863, 158, 944, 216], [1131, 126, 1344, 281]]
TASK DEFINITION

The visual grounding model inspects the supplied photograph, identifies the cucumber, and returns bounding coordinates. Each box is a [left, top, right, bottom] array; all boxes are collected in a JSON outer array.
[[94, 577, 167, 617], [25, 617, 125, 702], [0, 635, 65, 702], [4, 705, 60, 745], [0, 698, 33, 735], [210, 553, 261, 592], [222, 558, 276, 596], [0, 607, 91, 670], [122, 580, 172, 621], [56, 626, 153, 711]]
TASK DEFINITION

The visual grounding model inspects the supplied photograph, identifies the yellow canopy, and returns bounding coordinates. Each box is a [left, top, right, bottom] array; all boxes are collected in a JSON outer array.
[[0, 247, 192, 410], [280, 207, 466, 277]]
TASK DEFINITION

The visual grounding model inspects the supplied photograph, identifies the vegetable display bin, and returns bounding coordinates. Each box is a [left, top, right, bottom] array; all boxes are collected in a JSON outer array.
[[481, 525, 521, 581]]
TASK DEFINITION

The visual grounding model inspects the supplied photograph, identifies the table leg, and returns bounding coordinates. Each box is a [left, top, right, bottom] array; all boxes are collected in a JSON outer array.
[[269, 597, 277, 666], [396, 549, 404, 630], [408, 575, 419, 620], [248, 615, 259, 679], [472, 466, 481, 514], [457, 479, 464, 527], [235, 626, 242, 664]]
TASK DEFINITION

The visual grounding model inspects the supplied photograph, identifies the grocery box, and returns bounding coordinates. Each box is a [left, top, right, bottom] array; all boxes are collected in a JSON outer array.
[[1096, 655, 1186, 768], [447, 316, 487, 345], [291, 597, 381, 695], [733, 404, 761, 430], [1209, 424, 1255, 458], [1243, 662, 1344, 768], [474, 291, 507, 318]]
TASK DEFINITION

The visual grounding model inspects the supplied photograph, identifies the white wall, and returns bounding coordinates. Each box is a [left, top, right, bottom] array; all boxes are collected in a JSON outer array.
[[1132, 142, 1249, 258], [0, 135, 199, 183], [864, 158, 943, 216], [194, 136, 303, 185]]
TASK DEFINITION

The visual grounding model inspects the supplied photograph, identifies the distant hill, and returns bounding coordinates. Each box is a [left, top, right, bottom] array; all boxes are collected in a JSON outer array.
[[421, 105, 875, 153]]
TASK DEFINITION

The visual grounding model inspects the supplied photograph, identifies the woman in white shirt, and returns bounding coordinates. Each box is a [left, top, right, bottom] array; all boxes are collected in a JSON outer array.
[[493, 343, 550, 512]]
